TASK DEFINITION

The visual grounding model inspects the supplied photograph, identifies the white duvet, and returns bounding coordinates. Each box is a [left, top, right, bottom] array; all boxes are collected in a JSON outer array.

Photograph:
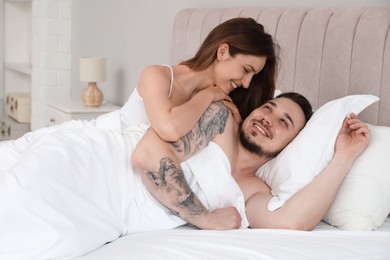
[[0, 112, 247, 259]]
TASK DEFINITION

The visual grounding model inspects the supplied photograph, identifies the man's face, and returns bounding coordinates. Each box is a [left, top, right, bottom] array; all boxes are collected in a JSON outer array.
[[239, 97, 306, 158]]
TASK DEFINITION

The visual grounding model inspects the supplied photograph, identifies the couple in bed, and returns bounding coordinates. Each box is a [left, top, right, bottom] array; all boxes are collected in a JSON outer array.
[[122, 17, 369, 231], [0, 18, 370, 259]]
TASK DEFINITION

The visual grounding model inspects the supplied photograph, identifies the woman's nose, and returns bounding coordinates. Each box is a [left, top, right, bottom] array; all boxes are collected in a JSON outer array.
[[241, 76, 251, 89], [243, 72, 256, 89]]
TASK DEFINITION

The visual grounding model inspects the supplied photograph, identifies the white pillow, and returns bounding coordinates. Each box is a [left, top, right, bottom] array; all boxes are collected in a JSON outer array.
[[323, 124, 390, 230], [255, 95, 379, 212], [274, 89, 283, 97]]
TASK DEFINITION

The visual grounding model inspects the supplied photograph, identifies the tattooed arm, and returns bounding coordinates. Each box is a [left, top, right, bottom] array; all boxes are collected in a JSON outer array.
[[131, 102, 241, 230]]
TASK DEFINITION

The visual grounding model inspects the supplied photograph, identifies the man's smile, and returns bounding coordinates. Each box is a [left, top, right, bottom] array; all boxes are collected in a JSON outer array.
[[253, 121, 273, 139]]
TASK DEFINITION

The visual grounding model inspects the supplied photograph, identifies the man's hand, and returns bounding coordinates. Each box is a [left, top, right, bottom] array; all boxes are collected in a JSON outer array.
[[335, 113, 370, 160], [197, 206, 242, 230]]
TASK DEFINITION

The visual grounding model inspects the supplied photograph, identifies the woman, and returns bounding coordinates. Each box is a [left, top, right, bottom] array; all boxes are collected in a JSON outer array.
[[120, 17, 278, 141], [0, 18, 279, 259]]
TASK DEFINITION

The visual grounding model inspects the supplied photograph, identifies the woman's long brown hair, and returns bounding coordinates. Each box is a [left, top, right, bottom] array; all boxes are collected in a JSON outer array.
[[181, 17, 279, 119]]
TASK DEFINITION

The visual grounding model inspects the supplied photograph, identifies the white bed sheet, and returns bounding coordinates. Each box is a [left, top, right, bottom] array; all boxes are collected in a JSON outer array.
[[77, 217, 390, 260]]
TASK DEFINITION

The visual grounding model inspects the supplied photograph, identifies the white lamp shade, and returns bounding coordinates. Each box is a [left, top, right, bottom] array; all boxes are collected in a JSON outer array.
[[79, 57, 107, 82]]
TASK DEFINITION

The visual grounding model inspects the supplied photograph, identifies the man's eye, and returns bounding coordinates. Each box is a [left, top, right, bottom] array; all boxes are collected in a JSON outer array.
[[281, 119, 288, 127]]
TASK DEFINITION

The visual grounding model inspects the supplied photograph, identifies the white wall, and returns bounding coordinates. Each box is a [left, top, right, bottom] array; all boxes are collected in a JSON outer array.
[[71, 0, 389, 106]]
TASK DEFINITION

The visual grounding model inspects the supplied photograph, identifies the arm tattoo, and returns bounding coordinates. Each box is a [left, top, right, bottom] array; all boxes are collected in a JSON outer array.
[[142, 102, 229, 221], [171, 102, 229, 158], [146, 157, 207, 217]]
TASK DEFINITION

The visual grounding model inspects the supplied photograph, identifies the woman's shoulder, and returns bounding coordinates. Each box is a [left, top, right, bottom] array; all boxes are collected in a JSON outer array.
[[138, 65, 172, 93], [141, 64, 171, 78]]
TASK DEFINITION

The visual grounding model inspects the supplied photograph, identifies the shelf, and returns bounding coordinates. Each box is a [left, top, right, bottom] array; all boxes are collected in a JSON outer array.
[[4, 62, 31, 75]]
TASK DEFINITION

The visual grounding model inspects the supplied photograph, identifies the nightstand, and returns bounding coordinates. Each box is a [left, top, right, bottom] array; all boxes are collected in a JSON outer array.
[[46, 100, 120, 126], [0, 116, 30, 141]]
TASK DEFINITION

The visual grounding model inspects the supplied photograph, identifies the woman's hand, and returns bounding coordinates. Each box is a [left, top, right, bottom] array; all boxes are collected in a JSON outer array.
[[202, 85, 229, 102], [221, 99, 242, 124], [198, 86, 242, 124]]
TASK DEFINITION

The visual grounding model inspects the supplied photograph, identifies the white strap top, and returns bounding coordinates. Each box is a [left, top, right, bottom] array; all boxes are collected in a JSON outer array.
[[162, 64, 174, 98]]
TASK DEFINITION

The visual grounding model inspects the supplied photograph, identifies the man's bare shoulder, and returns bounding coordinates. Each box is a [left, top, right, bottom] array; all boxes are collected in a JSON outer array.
[[234, 175, 271, 202], [242, 178, 280, 229], [212, 102, 239, 163]]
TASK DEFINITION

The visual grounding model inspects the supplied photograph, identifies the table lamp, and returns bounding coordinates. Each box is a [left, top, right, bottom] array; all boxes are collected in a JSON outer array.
[[79, 57, 106, 107]]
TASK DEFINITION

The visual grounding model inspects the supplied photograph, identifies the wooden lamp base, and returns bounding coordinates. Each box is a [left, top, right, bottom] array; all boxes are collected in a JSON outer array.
[[82, 82, 104, 107]]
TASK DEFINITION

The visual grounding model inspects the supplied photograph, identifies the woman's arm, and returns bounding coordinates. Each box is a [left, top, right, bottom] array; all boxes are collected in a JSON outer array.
[[132, 102, 241, 230], [246, 114, 370, 230], [138, 65, 229, 141]]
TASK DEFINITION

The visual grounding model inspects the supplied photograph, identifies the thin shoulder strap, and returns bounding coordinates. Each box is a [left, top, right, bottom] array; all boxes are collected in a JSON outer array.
[[162, 64, 174, 98]]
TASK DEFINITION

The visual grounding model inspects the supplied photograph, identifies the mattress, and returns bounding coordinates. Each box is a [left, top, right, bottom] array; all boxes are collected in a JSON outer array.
[[77, 217, 390, 260]]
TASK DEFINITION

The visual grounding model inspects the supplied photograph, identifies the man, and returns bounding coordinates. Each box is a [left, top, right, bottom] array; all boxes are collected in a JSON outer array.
[[132, 92, 370, 231]]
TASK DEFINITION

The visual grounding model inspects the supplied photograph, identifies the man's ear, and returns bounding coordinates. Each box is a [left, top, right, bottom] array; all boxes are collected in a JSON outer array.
[[217, 43, 229, 61]]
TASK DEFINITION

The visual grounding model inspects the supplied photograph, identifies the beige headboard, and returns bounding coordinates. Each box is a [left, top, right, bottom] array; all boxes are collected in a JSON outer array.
[[171, 7, 390, 126]]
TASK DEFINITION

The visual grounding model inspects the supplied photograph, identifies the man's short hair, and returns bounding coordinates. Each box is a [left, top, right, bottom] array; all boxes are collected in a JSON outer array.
[[275, 92, 313, 124]]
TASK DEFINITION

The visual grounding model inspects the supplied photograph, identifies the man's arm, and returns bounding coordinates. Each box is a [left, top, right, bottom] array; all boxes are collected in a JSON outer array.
[[246, 114, 370, 231], [131, 102, 241, 230]]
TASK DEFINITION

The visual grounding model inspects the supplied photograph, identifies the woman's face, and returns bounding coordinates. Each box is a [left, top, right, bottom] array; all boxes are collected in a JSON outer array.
[[215, 50, 267, 94]]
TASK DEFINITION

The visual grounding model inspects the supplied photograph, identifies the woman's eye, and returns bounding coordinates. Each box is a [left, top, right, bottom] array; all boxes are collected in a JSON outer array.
[[244, 67, 249, 73]]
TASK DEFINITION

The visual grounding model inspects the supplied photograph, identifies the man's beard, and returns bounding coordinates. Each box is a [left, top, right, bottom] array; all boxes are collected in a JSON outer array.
[[239, 130, 281, 159]]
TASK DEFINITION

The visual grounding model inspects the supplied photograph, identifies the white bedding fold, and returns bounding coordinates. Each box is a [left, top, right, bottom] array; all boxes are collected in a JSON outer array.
[[183, 142, 248, 228], [0, 113, 247, 259], [0, 125, 128, 259]]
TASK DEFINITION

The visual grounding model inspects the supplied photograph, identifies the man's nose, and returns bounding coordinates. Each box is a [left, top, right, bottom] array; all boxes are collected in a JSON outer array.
[[261, 117, 272, 127]]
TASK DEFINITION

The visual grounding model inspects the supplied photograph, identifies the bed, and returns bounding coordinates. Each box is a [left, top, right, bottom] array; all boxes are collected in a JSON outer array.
[[73, 6, 390, 260], [0, 6, 388, 260]]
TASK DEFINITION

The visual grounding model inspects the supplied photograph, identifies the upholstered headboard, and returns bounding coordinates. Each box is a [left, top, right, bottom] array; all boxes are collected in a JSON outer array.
[[171, 7, 390, 126]]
